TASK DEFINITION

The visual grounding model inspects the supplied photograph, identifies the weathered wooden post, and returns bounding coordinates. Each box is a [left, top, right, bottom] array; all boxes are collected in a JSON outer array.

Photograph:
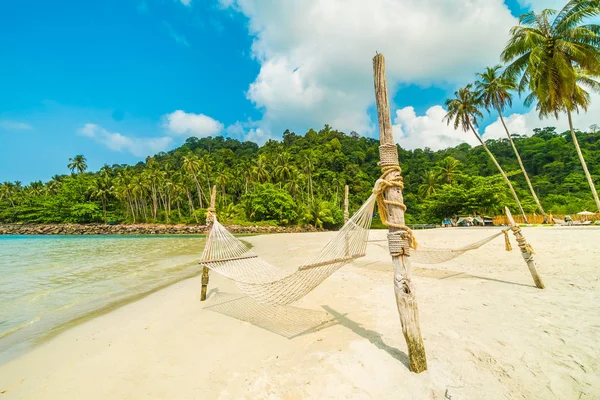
[[505, 207, 545, 289], [344, 185, 349, 224], [200, 185, 217, 301], [373, 53, 427, 373]]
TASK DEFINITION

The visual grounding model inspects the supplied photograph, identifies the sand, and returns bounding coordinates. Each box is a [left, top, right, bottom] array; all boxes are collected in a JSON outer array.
[[1, 226, 599, 399]]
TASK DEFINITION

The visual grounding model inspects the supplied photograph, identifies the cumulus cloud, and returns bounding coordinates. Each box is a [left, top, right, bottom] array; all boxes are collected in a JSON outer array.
[[392, 106, 479, 150], [0, 120, 34, 131], [483, 91, 600, 138], [220, 0, 517, 138], [78, 124, 172, 157], [163, 110, 224, 137], [179, 0, 191, 5]]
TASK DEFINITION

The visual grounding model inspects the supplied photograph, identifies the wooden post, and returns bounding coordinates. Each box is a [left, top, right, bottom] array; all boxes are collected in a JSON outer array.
[[344, 185, 350, 256], [505, 207, 545, 289], [373, 53, 427, 373], [344, 185, 349, 224], [200, 185, 217, 301]]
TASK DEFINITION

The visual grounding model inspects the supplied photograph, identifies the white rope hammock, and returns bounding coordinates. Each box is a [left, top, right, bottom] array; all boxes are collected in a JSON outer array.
[[200, 189, 512, 306], [370, 229, 510, 264], [199, 194, 377, 305]]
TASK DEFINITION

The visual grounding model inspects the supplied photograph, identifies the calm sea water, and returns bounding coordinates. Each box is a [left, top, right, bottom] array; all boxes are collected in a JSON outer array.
[[0, 235, 206, 363]]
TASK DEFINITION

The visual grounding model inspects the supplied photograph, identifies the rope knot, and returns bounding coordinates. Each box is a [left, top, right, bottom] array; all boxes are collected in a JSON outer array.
[[373, 164, 418, 252]]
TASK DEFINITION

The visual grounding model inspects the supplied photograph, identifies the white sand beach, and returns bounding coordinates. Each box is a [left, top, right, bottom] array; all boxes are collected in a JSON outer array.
[[1, 227, 599, 399]]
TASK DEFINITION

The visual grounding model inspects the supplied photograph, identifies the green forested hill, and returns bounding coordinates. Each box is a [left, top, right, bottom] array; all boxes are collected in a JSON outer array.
[[1, 125, 599, 227]]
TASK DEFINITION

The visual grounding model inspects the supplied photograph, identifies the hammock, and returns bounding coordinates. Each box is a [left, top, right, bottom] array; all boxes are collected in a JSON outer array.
[[369, 229, 510, 265], [200, 184, 511, 306], [199, 194, 377, 305]]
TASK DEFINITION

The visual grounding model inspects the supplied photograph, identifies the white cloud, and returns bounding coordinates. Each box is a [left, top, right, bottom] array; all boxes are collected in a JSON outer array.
[[392, 106, 479, 150], [484, 91, 600, 137], [78, 124, 172, 157], [163, 110, 224, 137], [179, 0, 191, 5], [220, 0, 517, 138], [0, 120, 34, 131]]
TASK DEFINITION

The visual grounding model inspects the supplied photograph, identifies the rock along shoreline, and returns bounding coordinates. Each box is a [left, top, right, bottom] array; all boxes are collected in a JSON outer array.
[[0, 223, 324, 236]]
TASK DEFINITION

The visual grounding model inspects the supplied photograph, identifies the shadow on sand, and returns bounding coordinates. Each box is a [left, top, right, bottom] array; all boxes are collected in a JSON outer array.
[[321, 305, 410, 369]]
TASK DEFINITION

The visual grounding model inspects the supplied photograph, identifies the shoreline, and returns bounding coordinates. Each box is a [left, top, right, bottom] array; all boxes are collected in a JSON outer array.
[[0, 223, 324, 235]]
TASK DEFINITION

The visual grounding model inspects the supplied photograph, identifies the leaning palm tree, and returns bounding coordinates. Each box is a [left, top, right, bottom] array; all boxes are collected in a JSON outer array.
[[502, 1, 600, 212], [181, 154, 204, 209], [475, 65, 549, 222], [444, 84, 529, 222]]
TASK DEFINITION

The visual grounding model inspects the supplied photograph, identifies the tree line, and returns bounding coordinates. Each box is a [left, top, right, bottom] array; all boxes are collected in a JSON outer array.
[[0, 124, 598, 227]]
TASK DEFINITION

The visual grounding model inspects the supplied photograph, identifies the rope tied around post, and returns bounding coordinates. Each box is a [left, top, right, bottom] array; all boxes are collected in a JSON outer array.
[[372, 147, 418, 252], [511, 225, 535, 255]]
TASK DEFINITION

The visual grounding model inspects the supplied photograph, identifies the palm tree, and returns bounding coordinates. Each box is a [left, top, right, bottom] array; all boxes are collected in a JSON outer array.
[[274, 152, 294, 187], [435, 156, 461, 184], [418, 170, 439, 198], [301, 150, 317, 203], [89, 173, 113, 222], [443, 84, 529, 222], [502, 1, 600, 211], [0, 182, 15, 207], [475, 65, 549, 222], [252, 155, 270, 184], [68, 155, 87, 174], [181, 154, 204, 209]]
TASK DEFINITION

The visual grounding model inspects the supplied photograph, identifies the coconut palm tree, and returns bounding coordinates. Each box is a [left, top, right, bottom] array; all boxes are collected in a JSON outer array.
[[252, 155, 270, 184], [274, 152, 294, 187], [435, 156, 461, 184], [67, 155, 87, 174], [89, 173, 113, 222], [418, 170, 439, 198], [181, 154, 204, 209], [475, 65, 550, 222], [501, 1, 600, 211], [443, 84, 529, 222]]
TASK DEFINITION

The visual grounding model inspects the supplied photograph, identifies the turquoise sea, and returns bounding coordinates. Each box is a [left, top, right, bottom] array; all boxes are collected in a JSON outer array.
[[0, 235, 206, 364]]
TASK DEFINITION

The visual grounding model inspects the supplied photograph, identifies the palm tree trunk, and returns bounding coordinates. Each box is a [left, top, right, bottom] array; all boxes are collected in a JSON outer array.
[[185, 188, 198, 223], [497, 109, 548, 223], [193, 177, 204, 209], [567, 110, 600, 212], [469, 124, 529, 223]]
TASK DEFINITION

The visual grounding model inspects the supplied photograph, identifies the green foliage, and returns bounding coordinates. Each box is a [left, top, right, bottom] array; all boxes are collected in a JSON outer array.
[[1, 125, 599, 227], [242, 184, 297, 224]]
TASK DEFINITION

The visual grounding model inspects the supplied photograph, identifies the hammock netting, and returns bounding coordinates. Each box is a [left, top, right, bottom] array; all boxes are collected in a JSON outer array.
[[200, 194, 377, 305], [200, 191, 511, 306], [370, 230, 508, 264]]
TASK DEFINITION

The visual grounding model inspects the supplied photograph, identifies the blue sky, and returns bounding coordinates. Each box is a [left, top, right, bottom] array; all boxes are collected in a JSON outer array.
[[0, 0, 584, 183]]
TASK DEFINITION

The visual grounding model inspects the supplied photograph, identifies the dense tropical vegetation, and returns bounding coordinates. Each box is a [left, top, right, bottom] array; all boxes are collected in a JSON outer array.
[[1, 124, 599, 227]]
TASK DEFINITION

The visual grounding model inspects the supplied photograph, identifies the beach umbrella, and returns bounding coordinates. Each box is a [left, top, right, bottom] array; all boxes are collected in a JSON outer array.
[[577, 211, 595, 215]]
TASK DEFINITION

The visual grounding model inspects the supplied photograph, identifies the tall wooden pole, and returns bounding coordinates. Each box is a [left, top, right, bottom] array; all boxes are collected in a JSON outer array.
[[200, 185, 217, 301], [505, 207, 545, 289], [373, 53, 427, 373], [344, 185, 349, 224]]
